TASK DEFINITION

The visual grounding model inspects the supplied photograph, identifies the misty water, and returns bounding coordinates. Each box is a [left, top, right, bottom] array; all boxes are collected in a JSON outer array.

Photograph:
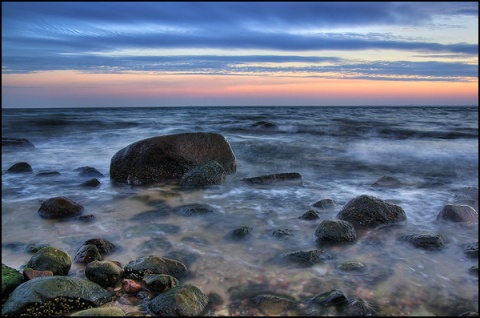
[[2, 106, 478, 315]]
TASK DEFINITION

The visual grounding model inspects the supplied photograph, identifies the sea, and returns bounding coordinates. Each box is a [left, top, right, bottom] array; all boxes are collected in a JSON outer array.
[[1, 106, 478, 315]]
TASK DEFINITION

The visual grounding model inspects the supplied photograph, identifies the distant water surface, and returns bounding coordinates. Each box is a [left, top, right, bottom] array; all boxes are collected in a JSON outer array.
[[2, 106, 478, 315]]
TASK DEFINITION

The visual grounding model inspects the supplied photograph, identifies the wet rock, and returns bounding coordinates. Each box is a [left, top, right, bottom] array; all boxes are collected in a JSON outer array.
[[36, 170, 61, 177], [84, 238, 116, 255], [26, 246, 72, 276], [242, 172, 302, 186], [453, 186, 478, 212], [70, 307, 126, 316], [436, 204, 478, 223], [251, 121, 278, 129], [121, 279, 143, 294], [228, 226, 253, 240], [74, 166, 105, 178], [336, 194, 407, 229], [74, 244, 103, 264], [342, 297, 376, 316], [400, 232, 447, 250], [1, 276, 113, 316], [337, 261, 366, 272], [315, 219, 357, 243], [174, 203, 216, 216], [282, 249, 333, 266], [110, 132, 236, 185], [179, 160, 226, 189], [299, 209, 319, 220], [124, 255, 188, 280], [2, 137, 35, 149], [312, 198, 337, 209], [371, 175, 402, 187], [143, 273, 179, 293], [85, 260, 124, 288], [23, 268, 53, 280], [307, 289, 348, 307], [6, 161, 32, 173], [463, 241, 478, 258], [253, 294, 298, 315], [1, 264, 25, 297], [38, 196, 84, 219], [80, 178, 101, 187], [272, 228, 293, 238], [147, 284, 209, 316]]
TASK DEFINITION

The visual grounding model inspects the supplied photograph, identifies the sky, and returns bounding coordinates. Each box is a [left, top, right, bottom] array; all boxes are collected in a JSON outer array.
[[1, 1, 478, 108]]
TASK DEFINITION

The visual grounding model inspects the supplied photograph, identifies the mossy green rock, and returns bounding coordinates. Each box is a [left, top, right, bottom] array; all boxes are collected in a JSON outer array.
[[70, 307, 126, 316], [1, 276, 113, 316], [1, 264, 25, 297], [26, 246, 72, 276], [147, 284, 209, 316]]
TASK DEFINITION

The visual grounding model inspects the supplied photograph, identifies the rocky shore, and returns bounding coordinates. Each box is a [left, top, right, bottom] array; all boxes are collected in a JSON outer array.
[[2, 134, 478, 316]]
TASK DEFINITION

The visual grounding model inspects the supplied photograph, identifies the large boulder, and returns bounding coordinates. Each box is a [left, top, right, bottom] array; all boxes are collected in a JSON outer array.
[[336, 195, 407, 229], [38, 196, 84, 219], [436, 204, 478, 224], [26, 246, 72, 276], [110, 132, 236, 185], [147, 284, 209, 316], [1, 276, 112, 316]]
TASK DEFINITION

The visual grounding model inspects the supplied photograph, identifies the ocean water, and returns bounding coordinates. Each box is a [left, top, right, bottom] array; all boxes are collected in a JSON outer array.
[[1, 106, 478, 315]]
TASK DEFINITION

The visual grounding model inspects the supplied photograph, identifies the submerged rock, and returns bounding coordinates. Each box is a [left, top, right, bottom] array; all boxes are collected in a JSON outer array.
[[2, 137, 35, 149], [242, 172, 302, 186], [1, 276, 113, 316], [400, 232, 447, 250], [336, 194, 407, 229], [124, 255, 188, 280], [436, 204, 478, 224], [110, 132, 236, 185], [253, 294, 298, 315], [147, 284, 209, 316]]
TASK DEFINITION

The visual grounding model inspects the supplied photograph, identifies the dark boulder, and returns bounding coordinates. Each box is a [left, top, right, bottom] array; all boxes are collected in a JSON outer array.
[[143, 273, 179, 293], [251, 121, 279, 130], [306, 289, 348, 307], [336, 195, 407, 229], [242, 172, 302, 186], [110, 132, 236, 185], [1, 276, 112, 316], [436, 204, 478, 224], [315, 219, 357, 243], [299, 210, 319, 220], [74, 244, 102, 264], [26, 246, 72, 276], [38, 196, 84, 219], [6, 162, 32, 173], [79, 178, 100, 187], [36, 171, 61, 177], [147, 284, 209, 316]]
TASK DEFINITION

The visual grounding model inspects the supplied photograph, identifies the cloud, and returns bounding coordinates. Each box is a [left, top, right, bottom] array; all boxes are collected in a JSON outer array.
[[1, 2, 478, 81]]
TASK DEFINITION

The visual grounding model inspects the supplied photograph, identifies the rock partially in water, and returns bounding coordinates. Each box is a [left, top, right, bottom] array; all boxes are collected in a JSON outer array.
[[1, 276, 113, 316], [174, 203, 216, 216], [74, 166, 105, 178], [38, 196, 84, 219], [299, 210, 319, 220], [436, 204, 478, 224], [147, 284, 209, 316], [306, 288, 348, 307], [400, 232, 447, 250], [336, 194, 407, 229], [6, 161, 32, 173], [463, 241, 478, 258], [74, 244, 103, 264], [312, 198, 338, 210], [110, 132, 236, 185], [282, 249, 333, 266], [179, 160, 226, 189], [371, 175, 402, 187], [315, 219, 357, 243], [2, 137, 35, 149], [80, 178, 101, 187], [26, 246, 72, 276], [242, 172, 302, 186]]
